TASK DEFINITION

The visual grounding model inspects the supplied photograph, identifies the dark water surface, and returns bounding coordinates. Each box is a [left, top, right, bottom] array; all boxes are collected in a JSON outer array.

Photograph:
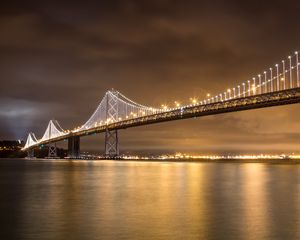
[[1, 159, 300, 240]]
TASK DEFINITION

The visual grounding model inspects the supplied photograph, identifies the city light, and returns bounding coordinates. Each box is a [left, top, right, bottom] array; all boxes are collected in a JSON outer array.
[[119, 153, 300, 161]]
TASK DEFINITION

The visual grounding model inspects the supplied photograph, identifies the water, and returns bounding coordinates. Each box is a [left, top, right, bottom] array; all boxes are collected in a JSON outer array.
[[1, 159, 300, 240]]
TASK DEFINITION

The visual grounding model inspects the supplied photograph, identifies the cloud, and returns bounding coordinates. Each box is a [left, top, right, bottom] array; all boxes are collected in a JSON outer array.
[[0, 0, 300, 152]]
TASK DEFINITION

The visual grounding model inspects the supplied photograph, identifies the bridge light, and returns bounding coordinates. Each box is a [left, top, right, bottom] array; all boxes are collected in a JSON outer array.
[[282, 60, 286, 90], [190, 98, 197, 105], [174, 101, 180, 107], [257, 74, 262, 94], [275, 64, 280, 91], [247, 80, 251, 96], [252, 77, 256, 94], [296, 51, 299, 87], [227, 89, 231, 99], [162, 105, 168, 110], [232, 88, 236, 98], [288, 55, 293, 88], [242, 83, 246, 97], [263, 71, 267, 93]]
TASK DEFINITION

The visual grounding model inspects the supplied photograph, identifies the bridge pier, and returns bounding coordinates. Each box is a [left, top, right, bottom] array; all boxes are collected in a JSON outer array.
[[48, 143, 57, 158], [105, 129, 119, 158], [27, 149, 34, 158], [68, 136, 80, 159]]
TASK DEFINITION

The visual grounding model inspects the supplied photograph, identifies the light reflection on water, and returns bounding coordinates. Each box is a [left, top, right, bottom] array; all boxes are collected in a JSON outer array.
[[1, 159, 300, 240]]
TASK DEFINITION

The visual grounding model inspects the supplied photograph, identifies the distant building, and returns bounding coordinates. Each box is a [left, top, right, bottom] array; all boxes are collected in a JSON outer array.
[[0, 140, 68, 158], [0, 140, 26, 158]]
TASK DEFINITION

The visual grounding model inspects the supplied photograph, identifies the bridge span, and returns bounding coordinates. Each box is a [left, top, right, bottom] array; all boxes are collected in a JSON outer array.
[[23, 51, 300, 158]]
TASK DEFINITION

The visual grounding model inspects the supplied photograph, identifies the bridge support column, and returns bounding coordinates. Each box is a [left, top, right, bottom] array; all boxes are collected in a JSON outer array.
[[27, 149, 34, 158], [68, 136, 80, 159], [48, 143, 57, 158], [105, 129, 119, 158]]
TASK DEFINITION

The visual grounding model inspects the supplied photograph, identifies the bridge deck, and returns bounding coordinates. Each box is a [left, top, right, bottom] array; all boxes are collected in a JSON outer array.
[[25, 87, 300, 150]]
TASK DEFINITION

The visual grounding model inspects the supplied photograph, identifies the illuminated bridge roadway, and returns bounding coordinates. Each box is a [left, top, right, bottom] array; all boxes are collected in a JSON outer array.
[[23, 51, 300, 158]]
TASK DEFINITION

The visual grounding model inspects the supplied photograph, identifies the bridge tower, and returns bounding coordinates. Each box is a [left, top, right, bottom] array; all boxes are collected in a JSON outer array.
[[105, 129, 119, 158], [68, 136, 80, 158], [24, 132, 38, 158], [41, 120, 63, 158], [48, 121, 57, 158], [27, 149, 34, 158], [105, 90, 119, 158], [48, 143, 57, 158]]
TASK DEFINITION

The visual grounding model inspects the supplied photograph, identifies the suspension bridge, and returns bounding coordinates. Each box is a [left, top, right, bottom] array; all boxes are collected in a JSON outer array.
[[23, 51, 300, 158]]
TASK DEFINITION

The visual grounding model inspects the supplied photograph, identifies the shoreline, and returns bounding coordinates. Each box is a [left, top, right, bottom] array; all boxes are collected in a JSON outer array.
[[2, 158, 300, 164], [117, 158, 300, 164]]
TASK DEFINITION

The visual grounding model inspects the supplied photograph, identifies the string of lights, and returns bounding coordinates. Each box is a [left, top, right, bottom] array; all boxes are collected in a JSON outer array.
[[198, 51, 299, 105], [23, 51, 300, 150]]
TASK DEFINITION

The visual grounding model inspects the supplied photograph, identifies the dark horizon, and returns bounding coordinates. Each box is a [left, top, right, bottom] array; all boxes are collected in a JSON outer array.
[[1, 0, 300, 153]]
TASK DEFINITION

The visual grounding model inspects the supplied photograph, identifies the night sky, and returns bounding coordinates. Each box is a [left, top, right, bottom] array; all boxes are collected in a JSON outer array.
[[1, 0, 300, 154]]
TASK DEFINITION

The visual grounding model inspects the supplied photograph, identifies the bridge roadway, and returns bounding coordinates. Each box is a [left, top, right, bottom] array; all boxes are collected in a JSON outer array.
[[26, 87, 300, 150]]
